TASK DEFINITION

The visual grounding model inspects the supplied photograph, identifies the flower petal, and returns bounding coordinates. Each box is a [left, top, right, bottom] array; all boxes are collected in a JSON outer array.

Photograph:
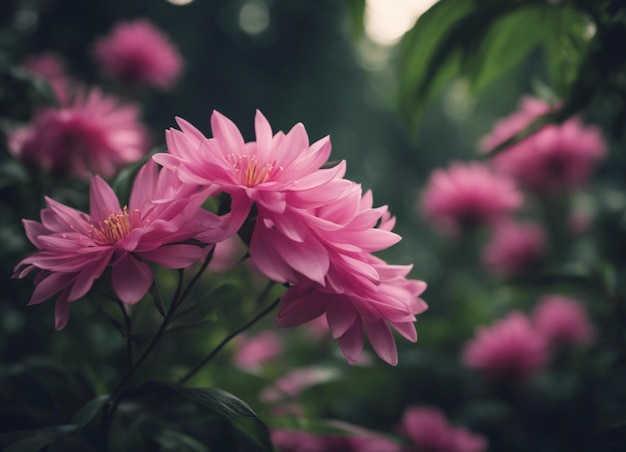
[[111, 253, 153, 304]]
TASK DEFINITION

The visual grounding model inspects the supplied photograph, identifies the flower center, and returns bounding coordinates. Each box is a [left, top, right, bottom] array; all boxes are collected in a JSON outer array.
[[90, 206, 140, 245], [228, 154, 282, 187]]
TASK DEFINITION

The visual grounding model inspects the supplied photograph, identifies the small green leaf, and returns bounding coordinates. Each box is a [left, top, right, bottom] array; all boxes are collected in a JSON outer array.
[[70, 395, 110, 428]]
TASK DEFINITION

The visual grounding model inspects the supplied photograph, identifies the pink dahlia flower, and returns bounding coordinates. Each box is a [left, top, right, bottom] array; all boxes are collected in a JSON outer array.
[[92, 19, 183, 91], [155, 110, 342, 244], [276, 255, 427, 366], [8, 87, 149, 178], [396, 406, 487, 452], [462, 311, 549, 382], [233, 330, 283, 372], [482, 220, 546, 277], [532, 295, 596, 348], [481, 96, 607, 194], [156, 110, 427, 365], [421, 161, 523, 236], [272, 421, 400, 452], [13, 161, 217, 330], [21, 52, 75, 106]]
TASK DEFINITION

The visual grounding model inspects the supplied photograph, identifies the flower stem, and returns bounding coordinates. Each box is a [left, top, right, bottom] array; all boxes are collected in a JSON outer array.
[[178, 290, 280, 384], [103, 249, 215, 436], [114, 298, 133, 371]]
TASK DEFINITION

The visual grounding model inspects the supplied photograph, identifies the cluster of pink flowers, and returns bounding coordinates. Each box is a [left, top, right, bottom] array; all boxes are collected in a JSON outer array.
[[15, 109, 427, 366], [481, 96, 607, 194], [270, 405, 487, 452], [9, 19, 183, 179], [462, 296, 595, 382]]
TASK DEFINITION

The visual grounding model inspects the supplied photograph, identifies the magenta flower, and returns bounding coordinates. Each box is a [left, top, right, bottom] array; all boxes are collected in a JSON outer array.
[[533, 295, 596, 348], [481, 96, 607, 194], [92, 19, 183, 91], [396, 406, 487, 452], [13, 161, 217, 330], [233, 330, 283, 372], [276, 255, 427, 366], [156, 110, 427, 365], [21, 52, 75, 105], [260, 366, 341, 403], [462, 312, 549, 382], [480, 96, 554, 153], [272, 421, 400, 452], [155, 110, 341, 243], [482, 220, 546, 277], [421, 161, 524, 236], [8, 87, 149, 178]]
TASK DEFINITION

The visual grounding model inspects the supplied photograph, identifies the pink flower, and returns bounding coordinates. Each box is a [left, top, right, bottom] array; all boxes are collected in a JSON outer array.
[[21, 52, 75, 105], [13, 161, 217, 330], [8, 87, 149, 178], [482, 220, 546, 277], [233, 330, 283, 372], [277, 256, 427, 366], [532, 295, 596, 347], [480, 96, 555, 153], [396, 406, 487, 452], [155, 110, 342, 245], [260, 366, 341, 403], [272, 421, 400, 452], [481, 96, 607, 194], [462, 312, 549, 382], [92, 19, 183, 91], [156, 111, 427, 365], [421, 162, 524, 236]]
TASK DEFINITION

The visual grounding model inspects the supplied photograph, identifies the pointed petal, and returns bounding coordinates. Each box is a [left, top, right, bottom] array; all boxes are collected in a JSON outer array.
[[326, 299, 358, 339], [364, 320, 398, 366], [29, 272, 75, 305], [90, 176, 121, 220], [130, 161, 158, 210], [111, 254, 153, 304], [338, 320, 364, 365], [211, 110, 245, 153]]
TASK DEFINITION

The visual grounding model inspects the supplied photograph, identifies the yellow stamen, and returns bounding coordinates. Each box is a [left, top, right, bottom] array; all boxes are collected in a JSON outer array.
[[90, 206, 140, 244]]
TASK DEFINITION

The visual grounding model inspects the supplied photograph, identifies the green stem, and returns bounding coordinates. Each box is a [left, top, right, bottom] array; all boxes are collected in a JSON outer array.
[[114, 298, 133, 371], [178, 295, 280, 384], [103, 249, 215, 435]]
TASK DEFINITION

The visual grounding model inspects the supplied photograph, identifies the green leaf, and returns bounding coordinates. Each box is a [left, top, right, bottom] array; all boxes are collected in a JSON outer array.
[[138, 382, 274, 452], [155, 429, 211, 452], [346, 0, 366, 39], [397, 0, 593, 133], [70, 395, 110, 428], [464, 4, 551, 94], [398, 0, 474, 132], [542, 5, 590, 96]]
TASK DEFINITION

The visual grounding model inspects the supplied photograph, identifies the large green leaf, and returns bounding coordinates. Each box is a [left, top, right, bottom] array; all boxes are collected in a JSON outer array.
[[397, 0, 474, 132], [464, 4, 552, 94], [397, 0, 592, 133]]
